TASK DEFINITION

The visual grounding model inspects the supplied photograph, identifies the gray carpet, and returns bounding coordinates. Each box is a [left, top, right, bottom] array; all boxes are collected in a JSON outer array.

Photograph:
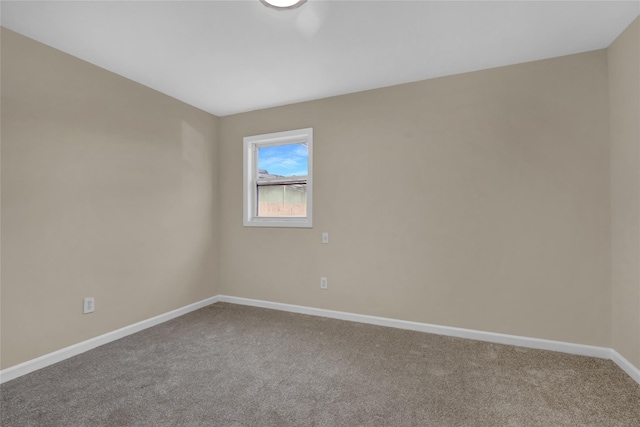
[[1, 303, 639, 426]]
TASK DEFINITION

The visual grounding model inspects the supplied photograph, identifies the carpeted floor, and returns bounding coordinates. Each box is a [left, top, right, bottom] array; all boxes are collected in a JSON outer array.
[[1, 303, 639, 426]]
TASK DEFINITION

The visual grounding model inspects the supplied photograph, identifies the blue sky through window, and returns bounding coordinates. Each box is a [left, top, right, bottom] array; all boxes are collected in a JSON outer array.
[[258, 143, 308, 177]]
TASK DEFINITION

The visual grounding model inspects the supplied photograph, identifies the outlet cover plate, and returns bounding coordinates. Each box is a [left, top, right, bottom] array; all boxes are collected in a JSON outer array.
[[83, 297, 95, 314]]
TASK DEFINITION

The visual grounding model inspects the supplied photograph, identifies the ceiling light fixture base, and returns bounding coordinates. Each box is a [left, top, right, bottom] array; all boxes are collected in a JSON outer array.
[[260, 0, 307, 11]]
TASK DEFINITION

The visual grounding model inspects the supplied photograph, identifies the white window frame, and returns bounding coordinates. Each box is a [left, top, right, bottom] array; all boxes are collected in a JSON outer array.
[[243, 128, 313, 228]]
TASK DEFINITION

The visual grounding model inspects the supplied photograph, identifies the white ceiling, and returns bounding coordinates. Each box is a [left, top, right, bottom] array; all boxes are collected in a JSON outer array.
[[1, 1, 638, 116]]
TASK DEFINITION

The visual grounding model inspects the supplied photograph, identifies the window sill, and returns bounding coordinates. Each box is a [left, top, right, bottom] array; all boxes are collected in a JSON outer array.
[[243, 217, 312, 228]]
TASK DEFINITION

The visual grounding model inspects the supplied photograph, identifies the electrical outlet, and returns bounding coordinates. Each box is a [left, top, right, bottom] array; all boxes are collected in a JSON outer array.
[[83, 297, 95, 314], [320, 277, 328, 290]]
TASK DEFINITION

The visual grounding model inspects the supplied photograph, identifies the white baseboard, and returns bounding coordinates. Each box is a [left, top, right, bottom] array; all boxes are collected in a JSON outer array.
[[218, 295, 638, 385], [610, 349, 640, 384], [3, 294, 638, 387], [217, 296, 611, 358], [0, 296, 220, 384]]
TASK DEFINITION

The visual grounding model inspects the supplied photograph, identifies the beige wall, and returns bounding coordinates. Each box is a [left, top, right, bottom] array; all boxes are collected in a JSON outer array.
[[3, 19, 639, 374], [0, 29, 219, 369], [610, 17, 640, 369], [219, 50, 612, 347]]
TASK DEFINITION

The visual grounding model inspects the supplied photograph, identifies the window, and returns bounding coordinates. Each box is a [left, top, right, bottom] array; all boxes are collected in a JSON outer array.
[[243, 128, 313, 228]]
